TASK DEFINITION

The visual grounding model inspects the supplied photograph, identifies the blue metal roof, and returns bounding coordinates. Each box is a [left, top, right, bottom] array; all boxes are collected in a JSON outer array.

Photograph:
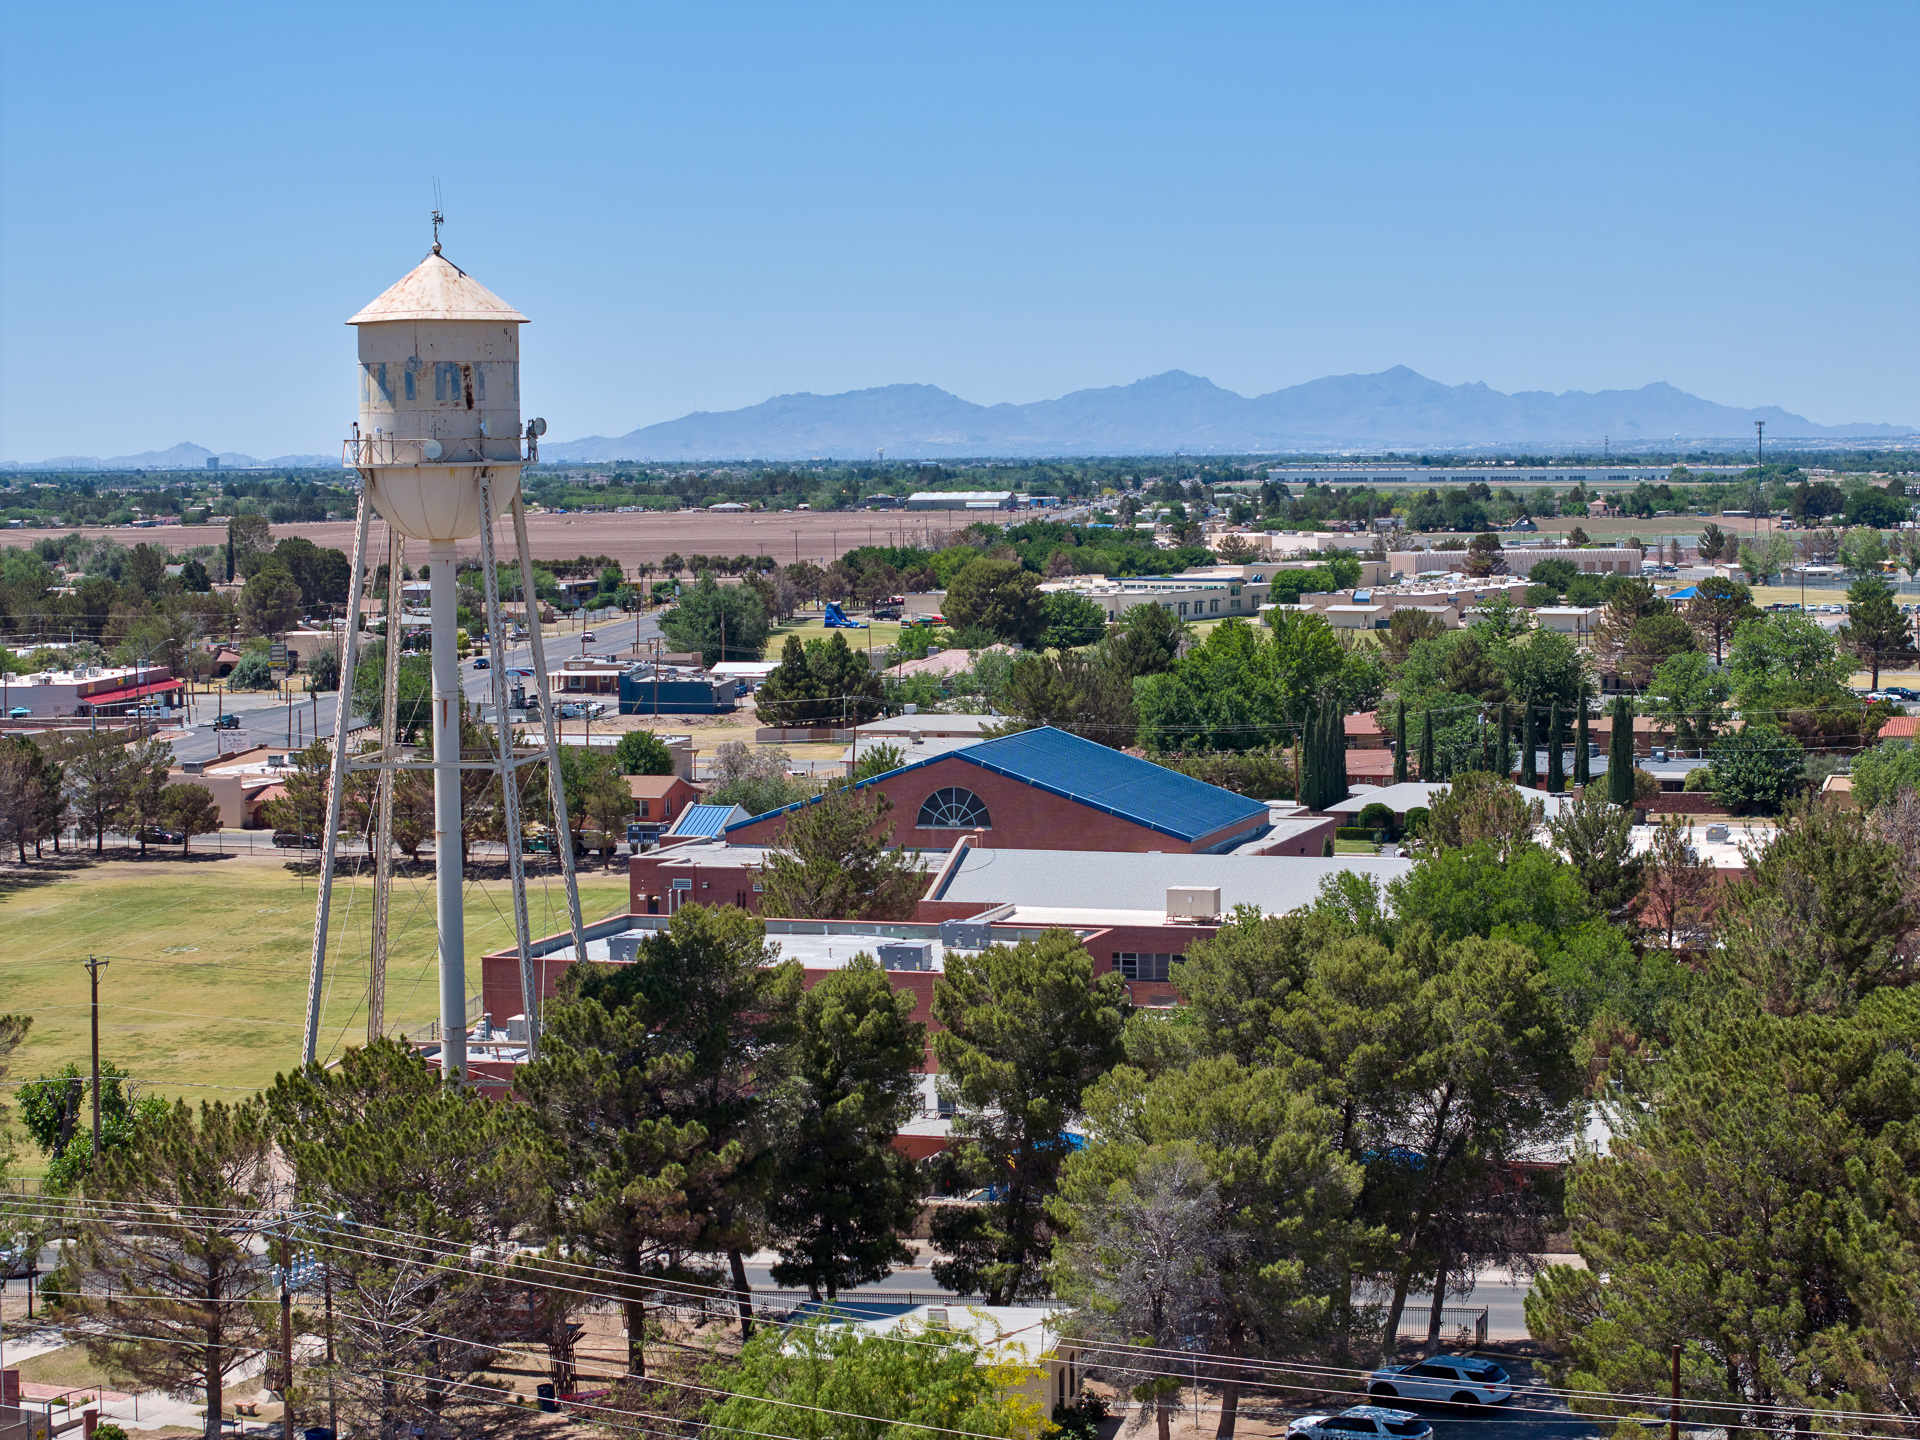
[[727, 726, 1269, 846], [671, 803, 745, 838]]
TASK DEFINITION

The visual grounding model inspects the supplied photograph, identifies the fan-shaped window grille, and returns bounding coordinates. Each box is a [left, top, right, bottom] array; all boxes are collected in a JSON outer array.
[[916, 787, 991, 829]]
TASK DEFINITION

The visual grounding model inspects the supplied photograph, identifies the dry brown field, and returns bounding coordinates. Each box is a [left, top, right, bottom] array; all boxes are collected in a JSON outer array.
[[0, 507, 977, 570], [0, 498, 1801, 584]]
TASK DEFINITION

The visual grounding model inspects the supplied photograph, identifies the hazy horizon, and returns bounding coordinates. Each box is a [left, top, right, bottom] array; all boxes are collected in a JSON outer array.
[[2, 2, 1915, 461]]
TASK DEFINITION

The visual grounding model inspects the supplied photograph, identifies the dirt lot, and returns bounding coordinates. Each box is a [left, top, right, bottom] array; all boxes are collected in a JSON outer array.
[[0, 507, 973, 570]]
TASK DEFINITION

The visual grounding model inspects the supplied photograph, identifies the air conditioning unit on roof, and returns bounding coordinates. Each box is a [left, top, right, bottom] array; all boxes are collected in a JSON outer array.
[[1166, 886, 1221, 921]]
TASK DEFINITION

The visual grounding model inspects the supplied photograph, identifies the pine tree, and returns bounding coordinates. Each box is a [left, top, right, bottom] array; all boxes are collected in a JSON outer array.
[[1496, 702, 1512, 778], [1526, 992, 1920, 1428], [768, 956, 927, 1300], [1607, 695, 1636, 806], [1520, 704, 1538, 788], [55, 1100, 279, 1440], [1836, 574, 1917, 689], [1417, 707, 1434, 782], [1546, 703, 1565, 792], [517, 905, 802, 1372], [759, 786, 927, 921], [1393, 702, 1408, 785], [267, 1040, 545, 1437], [930, 931, 1127, 1303]]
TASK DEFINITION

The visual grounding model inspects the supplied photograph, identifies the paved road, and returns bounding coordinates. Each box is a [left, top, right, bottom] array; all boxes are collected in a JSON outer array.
[[159, 608, 667, 765]]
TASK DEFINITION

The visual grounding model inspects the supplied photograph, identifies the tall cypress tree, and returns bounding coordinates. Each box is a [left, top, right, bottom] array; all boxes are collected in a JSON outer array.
[[1520, 704, 1538, 788], [1546, 702, 1565, 792], [1334, 699, 1351, 798], [1496, 702, 1512, 779], [1574, 689, 1591, 786], [1608, 695, 1636, 805], [1418, 707, 1435, 781], [1393, 702, 1408, 785]]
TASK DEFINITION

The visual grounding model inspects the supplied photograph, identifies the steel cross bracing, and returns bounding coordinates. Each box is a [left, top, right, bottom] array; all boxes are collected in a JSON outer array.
[[300, 473, 586, 1075], [477, 468, 540, 1058], [512, 491, 587, 974], [368, 527, 404, 1045]]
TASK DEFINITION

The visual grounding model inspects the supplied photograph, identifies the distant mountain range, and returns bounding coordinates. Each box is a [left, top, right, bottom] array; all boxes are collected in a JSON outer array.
[[0, 441, 336, 472], [544, 367, 1912, 462], [5, 369, 1910, 470]]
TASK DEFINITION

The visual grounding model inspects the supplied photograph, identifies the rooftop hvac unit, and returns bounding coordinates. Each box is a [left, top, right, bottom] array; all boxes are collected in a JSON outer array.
[[878, 940, 934, 971], [939, 919, 993, 951], [1166, 886, 1222, 921], [608, 932, 644, 964]]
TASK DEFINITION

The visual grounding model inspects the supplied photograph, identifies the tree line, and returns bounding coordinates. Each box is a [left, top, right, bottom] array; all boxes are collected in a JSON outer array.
[[8, 759, 1916, 1435]]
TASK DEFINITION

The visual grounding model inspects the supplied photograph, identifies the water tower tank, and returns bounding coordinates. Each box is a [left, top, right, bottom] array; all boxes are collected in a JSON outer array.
[[345, 244, 528, 540]]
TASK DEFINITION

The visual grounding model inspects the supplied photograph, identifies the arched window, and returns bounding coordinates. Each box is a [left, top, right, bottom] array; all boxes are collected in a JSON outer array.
[[916, 787, 990, 829]]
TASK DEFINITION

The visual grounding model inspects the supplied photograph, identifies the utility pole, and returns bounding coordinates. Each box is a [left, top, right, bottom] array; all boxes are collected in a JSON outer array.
[[279, 1218, 295, 1440], [81, 956, 108, 1165], [323, 1243, 337, 1440], [1669, 1343, 1681, 1440]]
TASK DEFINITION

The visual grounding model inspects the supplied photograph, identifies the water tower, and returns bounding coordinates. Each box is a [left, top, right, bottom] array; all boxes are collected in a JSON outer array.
[[300, 227, 587, 1082]]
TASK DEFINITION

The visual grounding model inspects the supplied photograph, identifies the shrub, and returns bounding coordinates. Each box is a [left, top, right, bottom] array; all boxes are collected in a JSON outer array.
[[1403, 805, 1431, 836], [1053, 1393, 1111, 1440], [1355, 801, 1396, 832], [1335, 826, 1380, 841], [1162, 747, 1295, 800], [227, 651, 272, 690]]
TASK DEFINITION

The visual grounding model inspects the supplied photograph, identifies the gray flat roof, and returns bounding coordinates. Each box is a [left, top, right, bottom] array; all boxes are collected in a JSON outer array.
[[1329, 780, 1576, 816], [935, 848, 1412, 915]]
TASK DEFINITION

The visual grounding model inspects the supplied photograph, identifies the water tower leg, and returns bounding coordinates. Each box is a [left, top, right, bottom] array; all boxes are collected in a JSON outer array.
[[368, 529, 403, 1045], [429, 538, 466, 1083], [301, 492, 373, 1068]]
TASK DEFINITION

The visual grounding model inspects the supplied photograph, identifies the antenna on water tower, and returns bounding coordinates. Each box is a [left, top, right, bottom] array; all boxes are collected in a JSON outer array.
[[431, 176, 444, 254]]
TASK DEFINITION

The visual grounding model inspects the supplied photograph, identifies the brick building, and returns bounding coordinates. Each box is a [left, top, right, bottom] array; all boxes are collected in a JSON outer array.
[[721, 726, 1272, 855]]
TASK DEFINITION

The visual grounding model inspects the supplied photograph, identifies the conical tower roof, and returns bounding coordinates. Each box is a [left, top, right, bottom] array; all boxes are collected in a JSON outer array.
[[346, 250, 528, 325]]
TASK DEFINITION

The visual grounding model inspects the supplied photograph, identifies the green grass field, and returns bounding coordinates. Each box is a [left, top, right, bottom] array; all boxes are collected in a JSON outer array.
[[767, 612, 909, 656], [0, 852, 632, 1146]]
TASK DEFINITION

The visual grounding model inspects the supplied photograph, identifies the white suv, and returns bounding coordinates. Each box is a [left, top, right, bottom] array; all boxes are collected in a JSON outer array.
[[1367, 1355, 1514, 1405], [1287, 1406, 1431, 1440]]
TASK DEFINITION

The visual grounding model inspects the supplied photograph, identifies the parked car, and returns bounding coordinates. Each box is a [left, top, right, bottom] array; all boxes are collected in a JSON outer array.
[[272, 829, 321, 848], [137, 826, 186, 845], [1366, 1355, 1514, 1406], [1288, 1407, 1432, 1440], [7, 706, 30, 719]]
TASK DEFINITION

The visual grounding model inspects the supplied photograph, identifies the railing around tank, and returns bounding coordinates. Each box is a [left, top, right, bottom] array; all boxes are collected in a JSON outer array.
[[343, 433, 536, 467]]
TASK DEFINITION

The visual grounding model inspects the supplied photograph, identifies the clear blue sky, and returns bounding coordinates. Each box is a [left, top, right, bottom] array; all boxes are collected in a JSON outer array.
[[2, 1, 1915, 460]]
